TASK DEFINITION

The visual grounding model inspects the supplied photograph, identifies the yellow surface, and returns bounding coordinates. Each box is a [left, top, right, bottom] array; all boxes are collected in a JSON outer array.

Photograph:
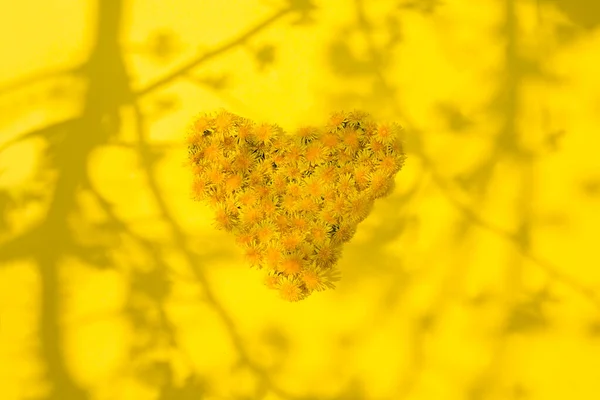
[[1, 0, 599, 399]]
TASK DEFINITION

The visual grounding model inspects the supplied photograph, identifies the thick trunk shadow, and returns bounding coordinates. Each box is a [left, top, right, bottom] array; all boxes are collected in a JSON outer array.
[[34, 0, 128, 398]]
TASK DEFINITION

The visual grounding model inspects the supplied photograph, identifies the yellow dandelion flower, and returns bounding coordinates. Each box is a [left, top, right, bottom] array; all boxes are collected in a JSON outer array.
[[321, 131, 340, 149], [303, 175, 324, 198], [332, 223, 357, 245], [281, 164, 302, 181], [185, 158, 196, 170], [368, 139, 385, 156], [255, 159, 272, 175], [235, 229, 255, 247], [236, 119, 255, 142], [213, 202, 237, 231], [255, 186, 271, 202], [363, 120, 377, 137], [337, 173, 356, 195], [192, 114, 212, 137], [331, 196, 346, 219], [341, 127, 360, 153], [248, 168, 265, 187], [309, 222, 329, 245], [301, 271, 322, 292], [202, 141, 222, 162], [192, 163, 205, 176], [214, 109, 234, 134], [283, 182, 299, 199], [374, 123, 397, 145], [346, 110, 370, 128], [395, 152, 407, 171], [240, 206, 263, 226], [300, 182, 323, 202], [345, 196, 373, 223], [389, 134, 405, 155], [264, 243, 284, 270], [337, 151, 354, 165], [254, 123, 276, 145], [296, 125, 320, 144], [280, 194, 298, 213], [254, 220, 278, 243], [219, 157, 236, 175], [314, 240, 341, 268], [315, 165, 337, 186], [320, 206, 338, 226], [260, 196, 278, 215], [280, 252, 304, 275], [206, 166, 226, 186], [238, 189, 259, 207], [225, 173, 244, 193], [271, 173, 288, 194], [273, 125, 284, 139], [320, 266, 341, 290], [224, 195, 240, 215], [380, 179, 396, 198], [367, 170, 394, 198], [243, 241, 263, 268], [221, 135, 237, 154], [304, 142, 325, 166], [321, 189, 336, 204], [264, 271, 282, 290], [285, 143, 304, 165], [278, 276, 306, 302], [290, 213, 309, 231], [189, 151, 203, 165], [298, 196, 319, 214], [301, 265, 329, 292], [271, 150, 287, 166], [298, 241, 315, 260], [274, 214, 290, 232], [378, 154, 401, 174], [271, 135, 288, 151], [281, 230, 303, 252], [205, 186, 226, 208], [354, 164, 372, 191], [191, 178, 207, 201], [232, 150, 254, 171], [187, 130, 202, 146], [327, 111, 347, 130], [356, 149, 374, 165]]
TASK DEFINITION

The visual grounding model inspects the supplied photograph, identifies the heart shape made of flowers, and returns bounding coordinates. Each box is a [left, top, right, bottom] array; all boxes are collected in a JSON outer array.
[[186, 109, 406, 301]]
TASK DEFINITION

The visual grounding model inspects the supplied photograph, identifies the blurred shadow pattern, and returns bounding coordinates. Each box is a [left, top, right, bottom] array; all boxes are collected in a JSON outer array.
[[0, 0, 599, 399]]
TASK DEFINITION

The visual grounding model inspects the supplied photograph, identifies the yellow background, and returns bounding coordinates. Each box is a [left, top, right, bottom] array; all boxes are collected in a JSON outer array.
[[1, 0, 600, 399]]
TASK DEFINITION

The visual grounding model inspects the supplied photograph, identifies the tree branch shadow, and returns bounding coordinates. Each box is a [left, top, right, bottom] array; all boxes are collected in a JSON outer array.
[[323, 0, 598, 397], [0, 0, 322, 399], [1, 0, 595, 399]]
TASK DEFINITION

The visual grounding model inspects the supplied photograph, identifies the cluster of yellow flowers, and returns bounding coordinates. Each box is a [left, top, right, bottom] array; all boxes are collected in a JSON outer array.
[[186, 109, 406, 301]]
